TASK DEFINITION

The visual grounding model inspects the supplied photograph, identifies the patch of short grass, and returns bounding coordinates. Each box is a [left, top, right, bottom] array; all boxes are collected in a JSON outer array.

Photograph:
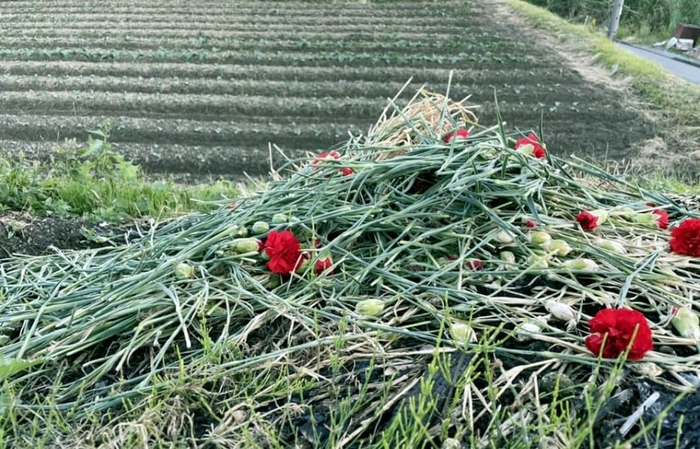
[[0, 130, 238, 223], [616, 23, 669, 45], [507, 0, 700, 178]]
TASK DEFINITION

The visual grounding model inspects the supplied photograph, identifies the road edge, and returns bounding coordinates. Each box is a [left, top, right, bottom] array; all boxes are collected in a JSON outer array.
[[506, 0, 700, 180]]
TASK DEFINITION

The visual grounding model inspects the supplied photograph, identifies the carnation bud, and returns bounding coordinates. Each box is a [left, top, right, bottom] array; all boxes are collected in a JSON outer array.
[[465, 259, 483, 271], [355, 299, 385, 317], [612, 206, 635, 216], [233, 238, 261, 254], [407, 258, 421, 272], [630, 362, 664, 378], [595, 239, 627, 255], [516, 321, 542, 341], [296, 259, 311, 273], [271, 213, 287, 225], [671, 307, 700, 339], [251, 221, 270, 234], [548, 240, 572, 257], [527, 254, 549, 269], [494, 231, 514, 244], [545, 300, 578, 323], [441, 438, 461, 449], [632, 212, 657, 225], [530, 231, 552, 247], [450, 321, 477, 344], [235, 226, 248, 237], [564, 258, 599, 271], [499, 251, 516, 264], [516, 143, 535, 156], [175, 262, 195, 280], [266, 275, 281, 289], [315, 256, 334, 275], [591, 209, 608, 225]]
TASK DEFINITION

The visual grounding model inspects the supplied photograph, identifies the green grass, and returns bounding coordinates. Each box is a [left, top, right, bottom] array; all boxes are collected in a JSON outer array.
[[0, 128, 238, 223], [509, 0, 700, 179], [615, 23, 669, 45]]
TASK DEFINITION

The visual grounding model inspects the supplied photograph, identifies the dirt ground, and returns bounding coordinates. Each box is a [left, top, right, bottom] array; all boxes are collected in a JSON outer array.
[[0, 212, 142, 258]]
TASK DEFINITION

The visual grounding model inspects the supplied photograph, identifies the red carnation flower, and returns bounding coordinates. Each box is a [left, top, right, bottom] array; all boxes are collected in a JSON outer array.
[[670, 218, 700, 257], [652, 209, 669, 230], [443, 128, 469, 143], [525, 220, 537, 228], [264, 230, 305, 275], [313, 151, 341, 163], [576, 211, 599, 231], [312, 151, 353, 177], [515, 133, 546, 159], [465, 259, 483, 271], [585, 308, 653, 360], [315, 256, 334, 275]]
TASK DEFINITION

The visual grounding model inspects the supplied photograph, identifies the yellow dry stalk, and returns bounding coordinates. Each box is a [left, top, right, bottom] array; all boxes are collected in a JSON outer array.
[[369, 88, 479, 161]]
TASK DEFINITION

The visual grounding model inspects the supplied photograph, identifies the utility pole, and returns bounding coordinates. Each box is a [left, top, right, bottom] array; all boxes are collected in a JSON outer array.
[[608, 0, 625, 40]]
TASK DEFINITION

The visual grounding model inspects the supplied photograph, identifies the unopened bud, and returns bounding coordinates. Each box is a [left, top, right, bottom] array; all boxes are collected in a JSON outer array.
[[494, 231, 514, 244], [465, 259, 483, 271], [355, 299, 385, 317], [530, 231, 552, 247], [235, 226, 248, 237], [271, 213, 287, 225], [251, 221, 270, 234], [500, 251, 516, 264], [545, 300, 578, 323], [671, 307, 700, 339], [632, 212, 657, 225], [517, 143, 535, 156], [595, 239, 626, 255], [450, 321, 477, 344], [630, 362, 664, 378], [315, 256, 334, 275], [516, 321, 542, 341], [233, 238, 261, 254], [267, 275, 281, 289], [549, 240, 572, 257], [527, 254, 549, 269], [175, 262, 195, 280], [612, 206, 635, 216], [441, 438, 462, 449], [591, 209, 608, 225], [564, 258, 599, 271]]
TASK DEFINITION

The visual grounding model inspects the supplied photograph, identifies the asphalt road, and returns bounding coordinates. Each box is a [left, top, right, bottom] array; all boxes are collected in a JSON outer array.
[[616, 42, 700, 85]]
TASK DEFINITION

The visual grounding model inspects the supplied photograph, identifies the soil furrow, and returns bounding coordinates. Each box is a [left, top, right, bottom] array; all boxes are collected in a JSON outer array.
[[0, 61, 561, 84], [0, 82, 609, 118], [0, 114, 370, 148], [0, 29, 467, 41], [0, 2, 461, 15], [0, 21, 480, 34], [0, 91, 394, 119], [0, 49, 530, 69], [0, 13, 473, 27], [0, 36, 525, 55]]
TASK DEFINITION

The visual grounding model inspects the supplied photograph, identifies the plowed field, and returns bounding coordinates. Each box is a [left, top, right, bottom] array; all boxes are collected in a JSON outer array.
[[0, 0, 654, 179]]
